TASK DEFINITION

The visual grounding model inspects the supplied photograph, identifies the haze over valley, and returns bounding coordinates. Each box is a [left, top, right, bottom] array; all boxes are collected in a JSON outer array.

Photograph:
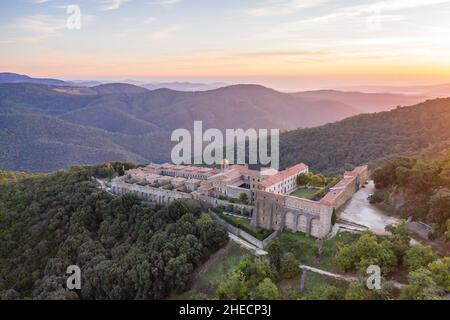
[[1, 73, 450, 174]]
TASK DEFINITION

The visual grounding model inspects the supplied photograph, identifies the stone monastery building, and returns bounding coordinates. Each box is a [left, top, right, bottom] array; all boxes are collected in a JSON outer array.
[[110, 162, 369, 239]]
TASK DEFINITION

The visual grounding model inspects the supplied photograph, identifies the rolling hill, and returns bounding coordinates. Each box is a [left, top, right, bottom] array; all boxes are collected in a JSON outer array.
[[279, 98, 450, 175], [0, 113, 153, 172], [0, 82, 361, 133], [0, 72, 73, 87], [2, 79, 450, 174], [142, 81, 227, 91], [92, 83, 150, 95]]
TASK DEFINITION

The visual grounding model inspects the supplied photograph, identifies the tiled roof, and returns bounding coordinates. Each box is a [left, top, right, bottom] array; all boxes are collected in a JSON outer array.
[[260, 163, 308, 188], [320, 176, 356, 206], [345, 165, 368, 177], [319, 166, 369, 206]]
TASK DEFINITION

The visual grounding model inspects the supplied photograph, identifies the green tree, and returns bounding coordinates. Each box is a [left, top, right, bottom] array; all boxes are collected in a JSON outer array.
[[335, 233, 398, 274], [335, 244, 355, 271], [354, 234, 398, 273], [395, 166, 411, 186], [296, 173, 311, 186], [266, 239, 283, 271], [309, 174, 324, 187], [427, 257, 450, 292], [345, 281, 371, 300], [217, 271, 249, 300], [400, 268, 444, 300], [320, 286, 343, 300], [238, 193, 249, 205], [279, 253, 300, 279], [429, 189, 450, 233], [236, 257, 276, 289], [387, 222, 410, 262], [252, 278, 280, 300], [404, 245, 435, 272], [299, 284, 344, 300]]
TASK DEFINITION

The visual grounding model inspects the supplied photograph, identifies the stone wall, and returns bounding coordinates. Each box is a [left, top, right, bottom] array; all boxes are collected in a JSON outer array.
[[111, 181, 193, 204], [225, 185, 252, 200], [209, 209, 278, 249], [253, 190, 333, 239], [197, 195, 255, 216]]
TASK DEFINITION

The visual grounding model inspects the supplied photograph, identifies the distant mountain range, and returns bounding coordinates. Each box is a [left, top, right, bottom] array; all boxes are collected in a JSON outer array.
[[1, 72, 450, 173], [141, 82, 227, 91], [0, 73, 226, 92], [340, 83, 450, 98], [0, 82, 362, 133], [0, 72, 71, 87], [294, 90, 427, 113]]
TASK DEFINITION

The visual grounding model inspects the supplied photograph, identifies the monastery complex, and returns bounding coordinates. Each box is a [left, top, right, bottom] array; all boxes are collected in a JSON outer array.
[[110, 162, 369, 239]]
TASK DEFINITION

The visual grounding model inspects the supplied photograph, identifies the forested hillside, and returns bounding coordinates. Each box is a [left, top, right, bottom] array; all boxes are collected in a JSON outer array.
[[2, 84, 450, 174], [0, 171, 42, 184], [0, 164, 228, 299], [0, 82, 359, 172], [0, 83, 358, 133], [279, 98, 450, 175], [0, 113, 170, 172], [372, 149, 450, 238]]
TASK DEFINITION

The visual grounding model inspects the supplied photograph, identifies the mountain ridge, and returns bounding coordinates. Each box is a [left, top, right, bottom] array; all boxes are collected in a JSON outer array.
[[0, 82, 360, 133], [1, 93, 450, 173]]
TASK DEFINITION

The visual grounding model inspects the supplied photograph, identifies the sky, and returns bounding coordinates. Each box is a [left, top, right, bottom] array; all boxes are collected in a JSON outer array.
[[1, 0, 450, 90]]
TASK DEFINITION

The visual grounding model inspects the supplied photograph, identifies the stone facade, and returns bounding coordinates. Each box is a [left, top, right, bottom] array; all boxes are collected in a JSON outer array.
[[252, 190, 334, 239], [225, 184, 252, 200], [196, 195, 255, 216]]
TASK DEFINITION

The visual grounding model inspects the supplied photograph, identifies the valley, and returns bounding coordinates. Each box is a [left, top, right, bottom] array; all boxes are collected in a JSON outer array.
[[1, 74, 450, 174]]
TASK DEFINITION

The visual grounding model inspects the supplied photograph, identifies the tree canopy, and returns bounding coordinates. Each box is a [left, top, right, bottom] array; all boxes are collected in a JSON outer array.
[[373, 149, 450, 236], [0, 164, 228, 300]]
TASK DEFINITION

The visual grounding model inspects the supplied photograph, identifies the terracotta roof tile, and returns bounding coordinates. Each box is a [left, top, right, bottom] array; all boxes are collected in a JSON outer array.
[[260, 163, 308, 188]]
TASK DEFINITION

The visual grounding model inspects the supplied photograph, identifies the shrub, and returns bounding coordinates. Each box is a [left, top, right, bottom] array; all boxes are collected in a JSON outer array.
[[404, 245, 435, 272], [279, 253, 300, 279], [252, 278, 280, 300]]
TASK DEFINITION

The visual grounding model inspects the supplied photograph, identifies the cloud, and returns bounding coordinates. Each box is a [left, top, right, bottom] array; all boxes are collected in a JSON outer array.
[[247, 0, 326, 17], [143, 17, 158, 24], [100, 0, 130, 11], [149, 26, 179, 39], [257, 0, 450, 40], [237, 50, 327, 58], [2, 14, 66, 44], [12, 15, 65, 34], [359, 0, 450, 12], [151, 0, 182, 6], [32, 0, 55, 3], [0, 35, 48, 45]]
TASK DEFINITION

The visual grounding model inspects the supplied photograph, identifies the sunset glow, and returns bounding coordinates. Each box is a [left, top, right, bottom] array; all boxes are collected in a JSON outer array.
[[2, 0, 450, 90]]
